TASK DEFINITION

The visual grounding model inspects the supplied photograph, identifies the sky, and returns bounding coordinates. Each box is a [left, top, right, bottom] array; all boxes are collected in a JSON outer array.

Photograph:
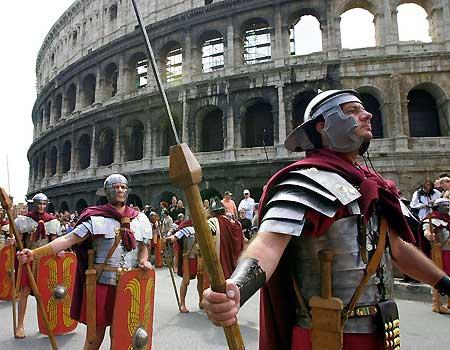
[[0, 1, 430, 204]]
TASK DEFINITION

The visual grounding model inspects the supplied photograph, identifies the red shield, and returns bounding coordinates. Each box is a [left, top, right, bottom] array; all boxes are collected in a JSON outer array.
[[36, 252, 78, 335], [0, 246, 14, 301], [111, 268, 155, 350]]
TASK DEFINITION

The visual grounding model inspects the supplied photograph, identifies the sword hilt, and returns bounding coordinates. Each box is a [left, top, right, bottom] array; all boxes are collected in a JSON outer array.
[[318, 250, 333, 299]]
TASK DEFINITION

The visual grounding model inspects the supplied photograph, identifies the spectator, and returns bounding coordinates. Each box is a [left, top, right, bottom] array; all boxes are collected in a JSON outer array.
[[142, 204, 152, 218], [410, 179, 442, 220], [221, 191, 237, 218], [174, 200, 186, 219], [440, 177, 450, 199], [168, 196, 179, 220], [160, 209, 173, 238], [238, 208, 252, 240], [238, 189, 255, 220]]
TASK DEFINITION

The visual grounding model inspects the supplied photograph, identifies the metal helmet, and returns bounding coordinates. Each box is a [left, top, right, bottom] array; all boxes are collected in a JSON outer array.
[[433, 198, 450, 214], [285, 89, 368, 153], [103, 174, 129, 204], [28, 193, 49, 211]]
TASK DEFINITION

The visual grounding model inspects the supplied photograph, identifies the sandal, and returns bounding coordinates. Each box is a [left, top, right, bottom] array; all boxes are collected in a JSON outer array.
[[15, 326, 26, 339]]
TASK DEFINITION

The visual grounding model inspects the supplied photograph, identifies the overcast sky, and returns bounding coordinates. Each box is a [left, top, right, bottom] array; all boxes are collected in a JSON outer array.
[[0, 2, 430, 204]]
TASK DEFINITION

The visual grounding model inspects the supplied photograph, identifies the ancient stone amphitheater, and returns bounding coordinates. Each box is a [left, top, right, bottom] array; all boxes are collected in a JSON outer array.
[[28, 0, 450, 213]]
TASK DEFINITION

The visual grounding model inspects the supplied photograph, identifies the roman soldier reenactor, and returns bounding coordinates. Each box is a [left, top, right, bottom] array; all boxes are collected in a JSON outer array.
[[202, 89, 450, 350], [17, 174, 153, 349]]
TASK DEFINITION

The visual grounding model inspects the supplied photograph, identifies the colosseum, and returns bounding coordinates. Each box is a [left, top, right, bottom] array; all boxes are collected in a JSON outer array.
[[28, 0, 450, 213]]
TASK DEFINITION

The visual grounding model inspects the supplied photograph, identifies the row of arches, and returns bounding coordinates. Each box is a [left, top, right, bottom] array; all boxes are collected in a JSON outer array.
[[31, 82, 448, 183], [34, 2, 440, 135]]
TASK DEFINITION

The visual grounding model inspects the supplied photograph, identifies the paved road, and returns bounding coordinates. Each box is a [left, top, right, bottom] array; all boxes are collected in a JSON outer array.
[[0, 267, 449, 349]]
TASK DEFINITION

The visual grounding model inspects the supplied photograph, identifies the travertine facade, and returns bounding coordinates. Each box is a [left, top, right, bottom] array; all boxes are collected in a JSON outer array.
[[28, 0, 450, 212]]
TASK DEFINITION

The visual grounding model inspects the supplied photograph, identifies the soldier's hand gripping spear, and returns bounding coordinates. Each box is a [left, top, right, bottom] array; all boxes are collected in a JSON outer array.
[[0, 187, 58, 350], [130, 1, 245, 348]]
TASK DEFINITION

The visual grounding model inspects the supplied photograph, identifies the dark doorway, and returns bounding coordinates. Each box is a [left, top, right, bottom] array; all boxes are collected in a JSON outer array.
[[408, 90, 441, 137], [243, 100, 274, 148], [98, 129, 115, 166], [360, 93, 383, 138], [201, 108, 224, 152], [61, 141, 72, 173], [78, 134, 91, 169]]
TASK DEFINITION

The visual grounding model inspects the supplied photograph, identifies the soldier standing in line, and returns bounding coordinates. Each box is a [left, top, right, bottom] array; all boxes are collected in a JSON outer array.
[[17, 174, 153, 350]]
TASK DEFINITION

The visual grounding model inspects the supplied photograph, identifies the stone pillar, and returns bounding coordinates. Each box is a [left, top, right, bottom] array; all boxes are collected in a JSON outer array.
[[89, 124, 97, 167], [273, 5, 290, 66], [144, 115, 152, 158], [70, 134, 77, 171], [429, 5, 443, 43], [56, 139, 63, 175], [75, 77, 82, 111], [373, 12, 385, 47], [390, 74, 409, 151], [326, 15, 341, 59], [116, 54, 126, 95], [113, 122, 122, 163], [225, 16, 235, 69], [94, 66, 103, 104], [182, 92, 189, 145], [50, 100, 57, 127], [381, 0, 397, 49], [182, 30, 193, 84], [151, 127, 159, 158], [442, 1, 450, 49], [436, 97, 450, 136], [44, 148, 49, 179], [226, 96, 235, 150], [277, 84, 287, 156]]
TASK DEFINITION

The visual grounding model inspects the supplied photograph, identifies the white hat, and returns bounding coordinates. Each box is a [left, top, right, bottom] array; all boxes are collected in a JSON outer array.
[[243, 189, 250, 195]]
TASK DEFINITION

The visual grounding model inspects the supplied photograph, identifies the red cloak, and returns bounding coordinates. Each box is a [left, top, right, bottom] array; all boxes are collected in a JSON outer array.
[[216, 215, 244, 279], [258, 149, 414, 350]]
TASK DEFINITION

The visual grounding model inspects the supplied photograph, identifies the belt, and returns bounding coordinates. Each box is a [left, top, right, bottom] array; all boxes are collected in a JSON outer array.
[[93, 264, 119, 273], [348, 305, 378, 318]]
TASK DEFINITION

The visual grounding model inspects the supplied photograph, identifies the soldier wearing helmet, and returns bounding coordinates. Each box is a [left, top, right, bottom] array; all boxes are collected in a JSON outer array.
[[6, 192, 60, 338], [423, 197, 450, 313], [17, 174, 153, 349], [202, 89, 450, 350]]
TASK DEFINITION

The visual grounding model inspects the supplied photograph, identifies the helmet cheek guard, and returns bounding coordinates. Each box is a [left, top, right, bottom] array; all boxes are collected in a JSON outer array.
[[103, 174, 129, 204]]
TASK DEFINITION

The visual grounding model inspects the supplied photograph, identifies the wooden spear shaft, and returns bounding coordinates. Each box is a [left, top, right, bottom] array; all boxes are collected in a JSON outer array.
[[170, 144, 245, 350], [7, 223, 18, 336], [0, 187, 58, 350]]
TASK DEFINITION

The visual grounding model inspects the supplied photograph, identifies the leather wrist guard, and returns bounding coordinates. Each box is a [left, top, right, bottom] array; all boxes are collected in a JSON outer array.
[[33, 244, 54, 258], [230, 257, 266, 307], [435, 275, 450, 296]]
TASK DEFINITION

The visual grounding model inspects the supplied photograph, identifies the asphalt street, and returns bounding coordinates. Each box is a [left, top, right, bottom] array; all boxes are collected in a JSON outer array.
[[0, 267, 448, 349]]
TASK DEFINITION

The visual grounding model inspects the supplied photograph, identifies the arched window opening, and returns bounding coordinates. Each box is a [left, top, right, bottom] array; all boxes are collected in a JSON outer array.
[[33, 158, 39, 182], [61, 141, 72, 173], [81, 74, 96, 107], [55, 94, 62, 121], [243, 100, 274, 148], [397, 3, 431, 42], [109, 4, 118, 21], [244, 21, 271, 64], [38, 153, 46, 179], [124, 121, 144, 161], [78, 134, 91, 170], [136, 58, 148, 89], [161, 126, 177, 157], [75, 199, 88, 213], [39, 108, 44, 132], [166, 47, 183, 83], [340, 8, 375, 49], [360, 93, 383, 138], [66, 83, 77, 113], [45, 101, 51, 127], [105, 63, 119, 98], [59, 201, 69, 213], [202, 35, 224, 73], [49, 146, 57, 176], [200, 108, 224, 152], [408, 89, 441, 137], [290, 15, 322, 56], [127, 194, 143, 209], [98, 128, 115, 166], [292, 91, 316, 129]]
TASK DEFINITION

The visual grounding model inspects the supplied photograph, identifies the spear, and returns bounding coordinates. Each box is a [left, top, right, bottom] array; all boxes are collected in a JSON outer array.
[[0, 187, 58, 349], [130, 1, 245, 348], [7, 218, 18, 336]]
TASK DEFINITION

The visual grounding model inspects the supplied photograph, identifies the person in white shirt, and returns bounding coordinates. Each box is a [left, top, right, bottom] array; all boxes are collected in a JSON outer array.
[[410, 179, 442, 220], [237, 189, 255, 221]]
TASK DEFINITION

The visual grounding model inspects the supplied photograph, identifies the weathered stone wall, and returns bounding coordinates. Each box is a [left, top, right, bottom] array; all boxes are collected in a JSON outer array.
[[29, 0, 450, 211]]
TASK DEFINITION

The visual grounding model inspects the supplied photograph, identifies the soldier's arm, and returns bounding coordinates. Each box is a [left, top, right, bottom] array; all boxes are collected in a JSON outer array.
[[389, 229, 449, 291], [137, 241, 153, 270]]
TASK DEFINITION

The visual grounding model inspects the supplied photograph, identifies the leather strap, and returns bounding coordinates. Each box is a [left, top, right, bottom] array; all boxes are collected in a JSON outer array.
[[96, 227, 122, 282]]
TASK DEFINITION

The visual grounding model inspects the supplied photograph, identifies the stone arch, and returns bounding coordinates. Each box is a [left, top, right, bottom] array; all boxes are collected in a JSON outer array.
[[77, 134, 91, 170], [59, 201, 69, 213], [395, 0, 433, 15], [161, 41, 183, 83], [196, 106, 224, 152], [289, 12, 323, 56], [292, 91, 316, 129], [356, 86, 385, 139], [127, 194, 143, 209], [38, 152, 46, 179], [128, 52, 148, 91], [123, 120, 144, 161], [396, 3, 432, 42], [199, 30, 225, 73], [104, 62, 119, 98], [45, 100, 51, 128], [61, 140, 72, 173], [65, 83, 77, 114], [49, 146, 58, 176], [241, 18, 272, 64], [337, 0, 378, 15], [408, 84, 445, 137], [75, 199, 88, 213], [55, 93, 63, 121], [81, 73, 96, 108], [241, 98, 274, 148], [340, 3, 377, 49], [200, 188, 222, 201], [98, 128, 115, 166]]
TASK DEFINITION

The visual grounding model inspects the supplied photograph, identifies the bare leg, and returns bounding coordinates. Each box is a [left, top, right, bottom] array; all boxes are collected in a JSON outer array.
[[197, 273, 205, 309], [83, 325, 107, 350], [180, 254, 190, 313], [15, 286, 31, 338]]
